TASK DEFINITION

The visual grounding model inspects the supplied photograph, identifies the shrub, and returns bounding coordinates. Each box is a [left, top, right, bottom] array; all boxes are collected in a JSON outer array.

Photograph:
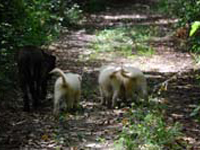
[[64, 4, 84, 25], [0, 0, 60, 103], [189, 21, 200, 53], [159, 0, 200, 52]]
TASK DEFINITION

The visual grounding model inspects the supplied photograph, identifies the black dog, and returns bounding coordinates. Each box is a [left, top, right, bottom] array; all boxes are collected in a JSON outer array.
[[17, 45, 56, 111]]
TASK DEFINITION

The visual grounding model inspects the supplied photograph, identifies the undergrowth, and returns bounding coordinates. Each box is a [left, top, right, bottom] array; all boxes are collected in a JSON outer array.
[[115, 99, 184, 150], [90, 26, 157, 58]]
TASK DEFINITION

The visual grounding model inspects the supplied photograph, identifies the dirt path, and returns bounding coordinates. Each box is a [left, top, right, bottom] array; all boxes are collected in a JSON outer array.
[[1, 1, 200, 150]]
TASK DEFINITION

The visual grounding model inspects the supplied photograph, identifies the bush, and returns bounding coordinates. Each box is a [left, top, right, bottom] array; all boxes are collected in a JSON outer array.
[[0, 0, 60, 102], [0, 0, 85, 104], [64, 4, 84, 25], [159, 0, 200, 52], [189, 21, 200, 53]]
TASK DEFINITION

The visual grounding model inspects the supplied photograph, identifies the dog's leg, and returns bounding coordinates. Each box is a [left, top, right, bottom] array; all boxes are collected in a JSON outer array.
[[34, 64, 43, 109], [21, 82, 30, 112], [112, 88, 120, 108], [73, 91, 80, 110], [41, 79, 48, 100], [53, 88, 62, 115], [19, 67, 30, 112], [28, 79, 37, 109], [99, 86, 106, 106]]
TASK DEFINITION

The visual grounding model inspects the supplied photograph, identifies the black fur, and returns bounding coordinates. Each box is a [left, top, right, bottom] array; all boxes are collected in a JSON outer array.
[[17, 45, 56, 111]]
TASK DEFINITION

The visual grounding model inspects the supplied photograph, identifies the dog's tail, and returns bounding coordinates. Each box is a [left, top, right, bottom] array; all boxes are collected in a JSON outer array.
[[50, 68, 68, 86], [120, 68, 132, 79]]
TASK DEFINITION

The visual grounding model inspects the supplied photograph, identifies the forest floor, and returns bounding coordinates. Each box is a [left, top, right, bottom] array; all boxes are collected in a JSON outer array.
[[1, 1, 200, 150]]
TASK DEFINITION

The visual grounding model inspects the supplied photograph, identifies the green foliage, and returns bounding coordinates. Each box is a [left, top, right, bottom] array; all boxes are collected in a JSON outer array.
[[190, 21, 200, 36], [135, 44, 155, 56], [0, 0, 84, 102], [92, 28, 133, 53], [189, 21, 200, 53], [91, 26, 155, 57], [152, 0, 169, 14], [0, 0, 61, 101], [159, 0, 200, 52], [115, 102, 183, 150], [190, 105, 200, 117], [16, 0, 60, 46], [64, 4, 84, 25], [190, 104, 200, 123], [160, 0, 200, 24], [86, 0, 108, 12]]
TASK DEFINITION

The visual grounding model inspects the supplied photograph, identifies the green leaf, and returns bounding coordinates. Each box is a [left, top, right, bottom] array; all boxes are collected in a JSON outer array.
[[190, 105, 200, 117], [190, 21, 200, 36]]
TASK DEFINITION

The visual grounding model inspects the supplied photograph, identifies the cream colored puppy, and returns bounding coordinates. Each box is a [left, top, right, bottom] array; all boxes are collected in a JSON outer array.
[[50, 68, 81, 115], [98, 65, 123, 108], [121, 65, 148, 101], [98, 65, 148, 108]]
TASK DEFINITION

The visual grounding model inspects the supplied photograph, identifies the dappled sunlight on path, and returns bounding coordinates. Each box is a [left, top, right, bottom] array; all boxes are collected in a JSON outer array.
[[1, 1, 200, 149], [45, 2, 200, 149], [46, 1, 199, 149]]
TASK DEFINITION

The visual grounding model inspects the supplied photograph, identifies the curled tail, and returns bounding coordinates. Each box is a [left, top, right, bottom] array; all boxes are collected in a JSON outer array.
[[50, 68, 68, 86], [121, 66, 143, 79], [120, 68, 132, 79]]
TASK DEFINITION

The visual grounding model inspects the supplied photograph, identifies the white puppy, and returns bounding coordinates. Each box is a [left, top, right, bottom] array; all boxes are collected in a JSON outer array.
[[98, 65, 123, 108], [50, 68, 81, 115], [121, 66, 148, 101], [98, 65, 148, 108]]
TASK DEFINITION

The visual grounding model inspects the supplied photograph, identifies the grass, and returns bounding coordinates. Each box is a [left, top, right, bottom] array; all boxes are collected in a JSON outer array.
[[114, 99, 184, 150], [90, 25, 157, 58]]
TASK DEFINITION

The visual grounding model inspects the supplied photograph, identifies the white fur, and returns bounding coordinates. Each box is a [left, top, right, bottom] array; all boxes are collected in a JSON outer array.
[[50, 68, 81, 115], [121, 66, 148, 101], [98, 65, 123, 108], [98, 65, 148, 108]]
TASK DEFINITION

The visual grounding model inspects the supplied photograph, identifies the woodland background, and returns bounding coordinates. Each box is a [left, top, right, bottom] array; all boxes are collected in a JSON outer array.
[[1, 0, 200, 149]]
